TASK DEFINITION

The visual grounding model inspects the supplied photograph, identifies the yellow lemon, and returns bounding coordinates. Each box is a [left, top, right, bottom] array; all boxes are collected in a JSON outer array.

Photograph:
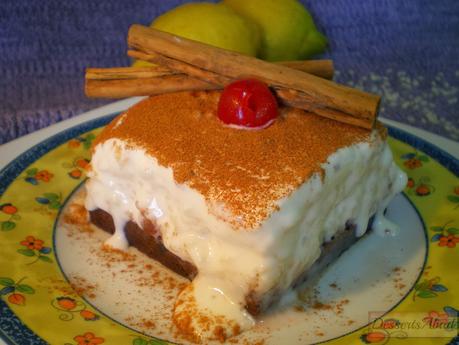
[[223, 0, 327, 61], [133, 2, 260, 66], [153, 2, 260, 55]]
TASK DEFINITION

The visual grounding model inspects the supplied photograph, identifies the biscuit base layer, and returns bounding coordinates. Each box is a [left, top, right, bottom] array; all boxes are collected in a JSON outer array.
[[89, 208, 366, 315]]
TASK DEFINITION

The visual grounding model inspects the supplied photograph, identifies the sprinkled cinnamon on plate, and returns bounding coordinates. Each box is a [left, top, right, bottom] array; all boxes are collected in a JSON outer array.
[[94, 90, 379, 229], [69, 275, 98, 299]]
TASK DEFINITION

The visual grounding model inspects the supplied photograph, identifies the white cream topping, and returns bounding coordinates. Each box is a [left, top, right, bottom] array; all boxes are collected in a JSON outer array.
[[173, 276, 255, 341], [85, 133, 406, 337]]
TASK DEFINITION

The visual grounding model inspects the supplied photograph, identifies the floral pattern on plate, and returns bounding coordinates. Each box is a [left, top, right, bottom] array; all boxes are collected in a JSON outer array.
[[0, 116, 457, 345]]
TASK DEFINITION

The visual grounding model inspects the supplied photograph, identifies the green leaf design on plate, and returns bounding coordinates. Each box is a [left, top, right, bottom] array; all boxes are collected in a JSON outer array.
[[430, 226, 444, 232], [0, 278, 15, 286], [26, 168, 38, 176], [49, 201, 61, 210], [132, 337, 167, 345], [447, 227, 459, 235], [83, 133, 96, 150], [447, 195, 459, 203], [418, 155, 429, 162], [149, 340, 168, 345], [1, 221, 16, 231], [16, 284, 35, 294], [38, 255, 53, 263], [417, 290, 437, 298], [133, 339, 149, 345], [17, 249, 35, 257], [43, 193, 59, 201]]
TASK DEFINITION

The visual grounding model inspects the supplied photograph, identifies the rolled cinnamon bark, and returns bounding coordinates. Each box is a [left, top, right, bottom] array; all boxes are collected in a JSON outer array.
[[85, 58, 334, 99], [127, 24, 380, 129]]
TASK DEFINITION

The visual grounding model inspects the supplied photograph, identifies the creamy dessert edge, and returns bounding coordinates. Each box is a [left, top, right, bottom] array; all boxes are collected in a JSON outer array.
[[84, 91, 407, 341]]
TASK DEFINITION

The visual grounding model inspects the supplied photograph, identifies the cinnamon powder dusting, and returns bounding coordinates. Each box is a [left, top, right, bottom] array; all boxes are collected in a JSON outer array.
[[172, 284, 241, 343], [94, 91, 376, 229]]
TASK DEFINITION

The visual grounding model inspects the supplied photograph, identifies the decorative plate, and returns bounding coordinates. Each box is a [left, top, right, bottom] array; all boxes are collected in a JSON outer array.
[[0, 114, 458, 345]]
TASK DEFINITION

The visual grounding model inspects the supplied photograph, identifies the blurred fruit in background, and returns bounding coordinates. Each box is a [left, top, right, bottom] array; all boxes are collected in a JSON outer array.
[[133, 0, 327, 66], [133, 2, 260, 67], [223, 0, 327, 61]]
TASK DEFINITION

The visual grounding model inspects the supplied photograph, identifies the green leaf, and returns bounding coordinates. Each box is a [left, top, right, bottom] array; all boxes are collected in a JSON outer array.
[[0, 277, 15, 286], [417, 155, 429, 162], [16, 284, 35, 294], [17, 249, 35, 257], [133, 338, 148, 345], [43, 193, 59, 201], [49, 201, 61, 210], [430, 226, 444, 232], [85, 133, 96, 140], [38, 255, 53, 263], [447, 227, 459, 235], [1, 221, 15, 231], [447, 195, 459, 203], [149, 340, 168, 345], [26, 168, 38, 176], [417, 290, 437, 298]]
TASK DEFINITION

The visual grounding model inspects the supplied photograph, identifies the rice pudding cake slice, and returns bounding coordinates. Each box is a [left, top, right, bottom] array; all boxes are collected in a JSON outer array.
[[85, 90, 406, 340]]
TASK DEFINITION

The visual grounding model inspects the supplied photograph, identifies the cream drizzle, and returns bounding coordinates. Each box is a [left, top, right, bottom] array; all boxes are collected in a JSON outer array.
[[85, 136, 407, 341]]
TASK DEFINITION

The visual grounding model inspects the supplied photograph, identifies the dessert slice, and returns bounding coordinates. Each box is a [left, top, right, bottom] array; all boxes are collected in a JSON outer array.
[[85, 90, 406, 340]]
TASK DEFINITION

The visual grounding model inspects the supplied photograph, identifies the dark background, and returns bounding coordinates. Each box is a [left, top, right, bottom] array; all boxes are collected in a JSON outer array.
[[1, 0, 458, 144]]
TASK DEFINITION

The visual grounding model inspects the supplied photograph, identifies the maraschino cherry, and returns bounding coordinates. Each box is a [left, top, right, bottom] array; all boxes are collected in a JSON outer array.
[[217, 79, 278, 129]]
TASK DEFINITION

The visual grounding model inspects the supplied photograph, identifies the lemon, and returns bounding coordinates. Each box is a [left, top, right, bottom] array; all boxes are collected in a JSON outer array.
[[133, 2, 260, 66], [153, 2, 260, 55], [223, 0, 327, 61]]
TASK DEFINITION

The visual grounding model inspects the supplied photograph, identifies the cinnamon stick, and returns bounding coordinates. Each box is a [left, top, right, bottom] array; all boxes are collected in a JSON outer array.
[[278, 60, 334, 80], [276, 88, 374, 129], [85, 75, 218, 99], [128, 24, 380, 129], [85, 56, 334, 98], [86, 59, 334, 81], [85, 66, 176, 80]]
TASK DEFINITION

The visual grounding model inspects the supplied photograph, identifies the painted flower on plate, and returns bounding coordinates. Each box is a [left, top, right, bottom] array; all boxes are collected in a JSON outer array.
[[35, 170, 54, 182], [74, 332, 104, 345], [438, 234, 459, 248], [20, 236, 44, 250]]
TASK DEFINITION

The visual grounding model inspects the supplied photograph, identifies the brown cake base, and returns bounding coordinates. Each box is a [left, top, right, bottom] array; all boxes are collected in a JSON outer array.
[[89, 209, 197, 279], [89, 209, 367, 315]]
